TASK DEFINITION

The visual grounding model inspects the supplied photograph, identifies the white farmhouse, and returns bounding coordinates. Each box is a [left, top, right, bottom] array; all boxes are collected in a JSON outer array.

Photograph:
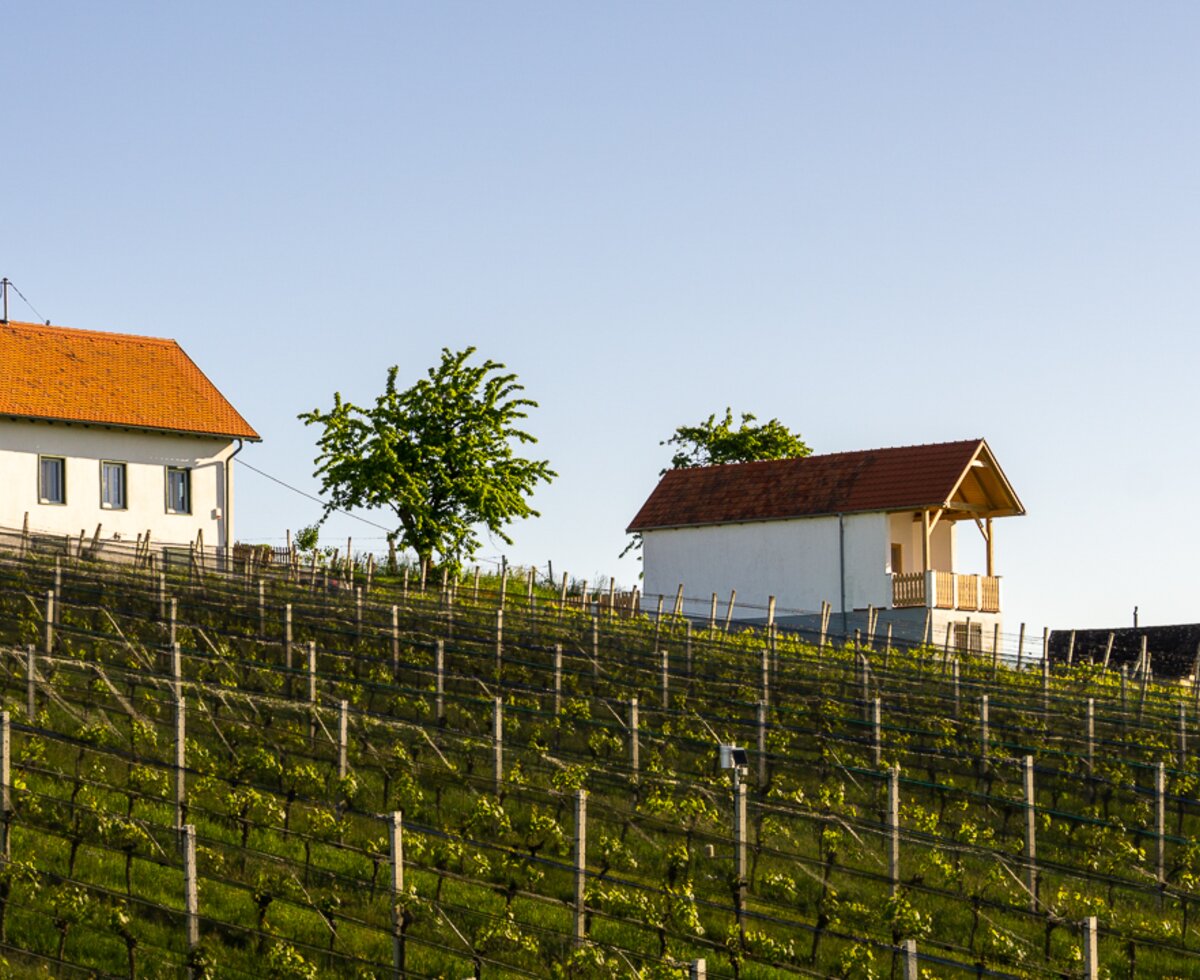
[[0, 319, 259, 556], [627, 439, 1024, 651]]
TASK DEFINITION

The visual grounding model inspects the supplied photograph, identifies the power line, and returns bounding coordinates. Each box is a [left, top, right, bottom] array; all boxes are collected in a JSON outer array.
[[234, 458, 394, 533], [8, 280, 48, 323]]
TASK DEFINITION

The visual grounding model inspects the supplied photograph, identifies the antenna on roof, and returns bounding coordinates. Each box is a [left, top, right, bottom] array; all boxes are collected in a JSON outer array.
[[1, 278, 8, 323]]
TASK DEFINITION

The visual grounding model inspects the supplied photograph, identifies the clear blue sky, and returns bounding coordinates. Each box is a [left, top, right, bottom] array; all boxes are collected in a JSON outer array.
[[3, 3, 1198, 636]]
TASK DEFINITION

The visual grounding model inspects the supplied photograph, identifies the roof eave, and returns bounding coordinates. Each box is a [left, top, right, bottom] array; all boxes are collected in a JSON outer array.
[[0, 413, 261, 442]]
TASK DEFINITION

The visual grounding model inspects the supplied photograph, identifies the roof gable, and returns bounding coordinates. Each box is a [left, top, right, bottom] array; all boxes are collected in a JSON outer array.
[[627, 439, 1023, 532], [0, 320, 259, 440]]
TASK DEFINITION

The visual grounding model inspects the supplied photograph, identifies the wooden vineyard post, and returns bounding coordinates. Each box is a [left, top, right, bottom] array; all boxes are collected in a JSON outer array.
[[338, 700, 349, 781], [390, 811, 405, 973], [690, 961, 707, 980], [1180, 702, 1188, 765], [761, 648, 770, 707], [175, 694, 187, 833], [860, 653, 870, 719], [493, 698, 503, 794], [902, 939, 918, 980], [553, 644, 563, 715], [1016, 622, 1025, 671], [733, 777, 747, 922], [629, 698, 640, 777], [258, 579, 265, 638], [1081, 916, 1098, 980], [952, 659, 961, 720], [308, 641, 317, 741], [170, 598, 178, 648], [979, 695, 990, 776], [709, 593, 718, 634], [757, 700, 769, 785], [573, 789, 587, 945], [1024, 755, 1038, 912], [1087, 698, 1095, 773], [391, 606, 399, 675], [355, 587, 363, 636], [1042, 654, 1050, 718], [284, 603, 293, 691], [475, 566, 482, 603], [673, 583, 684, 619], [922, 607, 931, 646], [172, 642, 183, 703], [888, 766, 900, 896], [159, 572, 166, 620], [1066, 629, 1076, 667], [724, 590, 737, 634], [401, 566, 408, 600], [820, 601, 830, 650], [885, 622, 893, 666], [0, 711, 10, 859], [44, 589, 55, 654], [435, 640, 445, 722], [685, 621, 693, 688], [26, 645, 36, 722], [592, 616, 600, 679], [991, 623, 1000, 676], [872, 697, 882, 768], [494, 608, 504, 680], [661, 647, 669, 710], [1103, 632, 1115, 671], [1156, 761, 1166, 901], [183, 823, 199, 959]]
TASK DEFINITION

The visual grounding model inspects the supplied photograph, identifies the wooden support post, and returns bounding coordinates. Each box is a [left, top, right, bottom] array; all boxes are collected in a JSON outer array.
[[355, 586, 363, 635], [685, 621, 693, 684], [1016, 622, 1025, 671], [170, 598, 177, 648], [885, 623, 893, 665], [1066, 629, 1076, 667], [495, 608, 504, 679], [661, 647, 669, 710], [1087, 698, 1095, 773], [26, 645, 36, 722], [991, 623, 1000, 676], [308, 641, 317, 739], [709, 593, 718, 633], [690, 961, 707, 980], [761, 648, 770, 708], [873, 697, 882, 768], [1103, 632, 1115, 671], [733, 778, 747, 920], [629, 697, 640, 776], [389, 811, 404, 973], [338, 699, 349, 781], [1081, 916, 1098, 980], [757, 700, 768, 786], [573, 789, 587, 944], [175, 694, 187, 832], [435, 640, 445, 722], [184, 823, 199, 954], [952, 659, 961, 720], [158, 572, 166, 620], [553, 644, 563, 715], [821, 601, 831, 650], [1042, 655, 1050, 717], [258, 579, 265, 637], [498, 566, 506, 605], [493, 697, 503, 793], [922, 607, 931, 646], [0, 711, 10, 859], [980, 695, 989, 774], [724, 590, 736, 633], [172, 642, 183, 702], [1180, 702, 1188, 765], [44, 590, 55, 655], [284, 603, 293, 684], [592, 616, 599, 679], [888, 765, 900, 896], [673, 583, 684, 618], [903, 939, 918, 980], [1156, 761, 1166, 898], [1024, 755, 1037, 912]]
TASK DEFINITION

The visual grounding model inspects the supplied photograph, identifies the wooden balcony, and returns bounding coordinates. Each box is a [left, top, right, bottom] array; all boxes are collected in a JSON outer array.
[[891, 571, 1001, 613]]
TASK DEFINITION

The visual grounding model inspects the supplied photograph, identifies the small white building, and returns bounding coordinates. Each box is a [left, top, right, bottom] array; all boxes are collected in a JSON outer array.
[[0, 319, 259, 556], [627, 439, 1024, 651]]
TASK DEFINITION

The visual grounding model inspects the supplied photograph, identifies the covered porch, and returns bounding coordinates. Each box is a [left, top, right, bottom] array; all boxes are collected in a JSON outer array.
[[888, 440, 1023, 614]]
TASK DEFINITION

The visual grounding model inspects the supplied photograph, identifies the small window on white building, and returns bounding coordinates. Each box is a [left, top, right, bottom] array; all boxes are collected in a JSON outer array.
[[39, 456, 66, 504], [101, 461, 127, 510], [166, 467, 191, 514]]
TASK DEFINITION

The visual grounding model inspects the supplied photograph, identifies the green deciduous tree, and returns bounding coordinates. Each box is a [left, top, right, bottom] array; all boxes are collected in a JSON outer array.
[[662, 407, 810, 473], [299, 347, 555, 568]]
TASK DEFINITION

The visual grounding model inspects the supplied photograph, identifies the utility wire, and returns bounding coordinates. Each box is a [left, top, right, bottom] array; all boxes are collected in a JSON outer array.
[[8, 280, 48, 323], [234, 458, 393, 532]]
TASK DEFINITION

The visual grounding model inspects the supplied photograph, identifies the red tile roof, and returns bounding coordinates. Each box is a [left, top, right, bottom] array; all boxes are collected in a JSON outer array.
[[628, 439, 1021, 531], [0, 319, 259, 440]]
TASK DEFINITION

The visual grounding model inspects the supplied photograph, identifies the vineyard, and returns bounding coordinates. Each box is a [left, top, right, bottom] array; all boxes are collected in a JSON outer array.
[[0, 551, 1196, 977]]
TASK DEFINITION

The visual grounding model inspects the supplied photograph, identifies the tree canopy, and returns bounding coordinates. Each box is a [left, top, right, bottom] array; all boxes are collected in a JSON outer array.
[[298, 347, 555, 567], [661, 408, 811, 473]]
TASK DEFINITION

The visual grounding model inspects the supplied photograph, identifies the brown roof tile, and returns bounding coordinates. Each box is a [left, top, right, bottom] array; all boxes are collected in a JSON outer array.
[[0, 320, 259, 440], [628, 440, 1006, 531]]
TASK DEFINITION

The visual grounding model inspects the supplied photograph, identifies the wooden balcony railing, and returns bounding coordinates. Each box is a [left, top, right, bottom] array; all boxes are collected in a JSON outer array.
[[890, 571, 1001, 612]]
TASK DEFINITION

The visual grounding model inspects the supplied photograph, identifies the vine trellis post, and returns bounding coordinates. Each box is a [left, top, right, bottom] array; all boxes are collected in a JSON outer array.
[[573, 789, 587, 945]]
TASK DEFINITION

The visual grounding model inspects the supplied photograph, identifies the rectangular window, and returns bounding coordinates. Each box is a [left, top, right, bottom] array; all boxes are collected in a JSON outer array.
[[39, 456, 66, 504], [101, 461, 127, 509], [166, 467, 191, 514], [890, 543, 903, 574]]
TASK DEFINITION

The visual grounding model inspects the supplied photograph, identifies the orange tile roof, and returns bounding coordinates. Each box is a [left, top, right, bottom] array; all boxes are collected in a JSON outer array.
[[628, 439, 1022, 531], [0, 319, 259, 440]]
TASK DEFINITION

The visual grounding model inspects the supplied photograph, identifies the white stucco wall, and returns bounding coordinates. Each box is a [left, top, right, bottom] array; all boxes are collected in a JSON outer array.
[[641, 511, 895, 619], [0, 418, 237, 549]]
